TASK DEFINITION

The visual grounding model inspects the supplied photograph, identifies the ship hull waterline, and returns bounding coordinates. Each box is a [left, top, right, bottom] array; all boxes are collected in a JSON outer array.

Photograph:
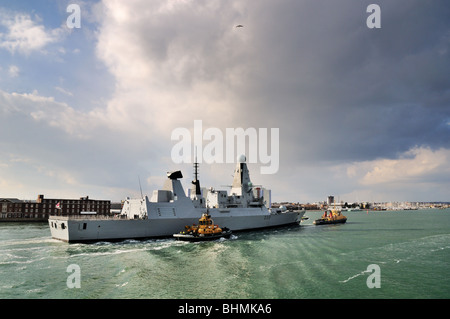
[[173, 230, 233, 242], [49, 211, 304, 243], [313, 218, 347, 226], [48, 156, 306, 243]]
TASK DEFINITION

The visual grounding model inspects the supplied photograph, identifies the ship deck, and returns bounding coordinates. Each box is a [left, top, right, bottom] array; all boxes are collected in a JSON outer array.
[[49, 215, 130, 221]]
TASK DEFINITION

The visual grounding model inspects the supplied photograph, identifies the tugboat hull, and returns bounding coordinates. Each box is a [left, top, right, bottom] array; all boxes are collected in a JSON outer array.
[[313, 217, 347, 225], [173, 229, 232, 242]]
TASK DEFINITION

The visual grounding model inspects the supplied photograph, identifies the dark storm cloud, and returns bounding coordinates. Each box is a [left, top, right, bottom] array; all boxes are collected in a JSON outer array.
[[231, 0, 450, 163], [93, 0, 449, 201]]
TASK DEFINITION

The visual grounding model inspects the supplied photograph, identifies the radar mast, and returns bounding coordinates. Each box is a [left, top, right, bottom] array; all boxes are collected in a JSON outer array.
[[191, 148, 202, 197]]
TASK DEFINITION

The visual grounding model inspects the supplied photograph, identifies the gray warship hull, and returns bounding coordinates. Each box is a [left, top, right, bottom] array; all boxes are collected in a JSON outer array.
[[49, 156, 305, 243], [49, 209, 303, 242]]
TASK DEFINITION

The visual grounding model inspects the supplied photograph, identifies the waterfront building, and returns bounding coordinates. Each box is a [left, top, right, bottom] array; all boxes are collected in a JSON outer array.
[[0, 198, 24, 219], [0, 195, 111, 222]]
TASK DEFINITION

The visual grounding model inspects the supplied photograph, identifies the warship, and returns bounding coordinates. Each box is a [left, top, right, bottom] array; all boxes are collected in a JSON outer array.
[[48, 155, 304, 242]]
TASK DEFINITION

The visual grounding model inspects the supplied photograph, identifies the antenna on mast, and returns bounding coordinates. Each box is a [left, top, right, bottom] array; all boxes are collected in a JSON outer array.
[[138, 176, 143, 198], [193, 147, 199, 182], [192, 147, 201, 196]]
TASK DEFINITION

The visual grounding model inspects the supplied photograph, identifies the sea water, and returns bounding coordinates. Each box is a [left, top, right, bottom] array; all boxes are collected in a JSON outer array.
[[0, 209, 449, 299]]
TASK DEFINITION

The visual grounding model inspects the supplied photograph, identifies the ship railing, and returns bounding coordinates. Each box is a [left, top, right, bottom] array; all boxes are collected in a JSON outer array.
[[49, 214, 130, 220]]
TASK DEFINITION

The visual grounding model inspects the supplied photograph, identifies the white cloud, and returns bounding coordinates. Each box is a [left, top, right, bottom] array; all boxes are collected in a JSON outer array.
[[8, 65, 19, 77], [0, 10, 63, 55], [54, 86, 73, 96], [347, 147, 450, 185], [313, 146, 450, 202], [0, 88, 170, 200], [0, 89, 101, 139], [94, 0, 248, 136]]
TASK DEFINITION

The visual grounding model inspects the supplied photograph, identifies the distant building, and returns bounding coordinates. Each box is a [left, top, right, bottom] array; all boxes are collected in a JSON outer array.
[[327, 196, 335, 206], [0, 198, 24, 220], [0, 195, 111, 222]]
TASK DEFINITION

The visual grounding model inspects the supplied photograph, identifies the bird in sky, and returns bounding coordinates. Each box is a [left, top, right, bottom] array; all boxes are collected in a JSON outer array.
[[235, 24, 244, 28]]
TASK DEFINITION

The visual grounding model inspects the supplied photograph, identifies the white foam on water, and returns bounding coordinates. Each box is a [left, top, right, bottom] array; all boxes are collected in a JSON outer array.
[[115, 282, 128, 288], [339, 269, 371, 284]]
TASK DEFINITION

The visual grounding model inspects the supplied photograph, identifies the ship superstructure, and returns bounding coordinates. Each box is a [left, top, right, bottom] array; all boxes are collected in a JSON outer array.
[[49, 156, 304, 242]]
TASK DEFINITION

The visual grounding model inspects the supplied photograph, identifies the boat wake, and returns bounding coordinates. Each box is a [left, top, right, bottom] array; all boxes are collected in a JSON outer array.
[[339, 269, 371, 284], [0, 237, 55, 247], [62, 238, 191, 258], [339, 234, 450, 284]]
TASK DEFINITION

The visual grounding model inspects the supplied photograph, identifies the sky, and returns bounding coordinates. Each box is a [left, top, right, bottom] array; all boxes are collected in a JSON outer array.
[[0, 0, 449, 203]]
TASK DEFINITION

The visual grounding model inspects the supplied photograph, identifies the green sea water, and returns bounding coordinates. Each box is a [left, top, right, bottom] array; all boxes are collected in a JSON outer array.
[[0, 209, 449, 299]]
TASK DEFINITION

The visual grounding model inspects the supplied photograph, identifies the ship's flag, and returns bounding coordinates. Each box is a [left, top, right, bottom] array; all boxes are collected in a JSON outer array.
[[56, 202, 61, 209]]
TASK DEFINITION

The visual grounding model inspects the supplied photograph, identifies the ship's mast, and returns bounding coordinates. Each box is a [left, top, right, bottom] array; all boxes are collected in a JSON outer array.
[[193, 155, 199, 184], [192, 148, 201, 196]]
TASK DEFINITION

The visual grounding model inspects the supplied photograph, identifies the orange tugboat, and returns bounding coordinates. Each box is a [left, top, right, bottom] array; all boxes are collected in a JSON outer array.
[[313, 209, 347, 225], [173, 213, 232, 241]]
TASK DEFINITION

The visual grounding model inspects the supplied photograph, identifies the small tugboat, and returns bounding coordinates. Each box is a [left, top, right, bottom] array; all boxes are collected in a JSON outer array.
[[173, 213, 232, 242], [313, 209, 347, 225]]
